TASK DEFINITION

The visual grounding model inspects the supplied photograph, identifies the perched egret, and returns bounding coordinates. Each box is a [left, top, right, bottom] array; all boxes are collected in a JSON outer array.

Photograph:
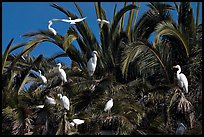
[[52, 17, 86, 24], [38, 70, 47, 84], [97, 19, 110, 24], [69, 122, 75, 127], [57, 63, 67, 83], [36, 105, 45, 109], [45, 96, 56, 106], [73, 119, 85, 126], [173, 65, 188, 93], [87, 51, 99, 76], [48, 20, 57, 35], [57, 94, 70, 111], [176, 123, 187, 135], [104, 98, 113, 116]]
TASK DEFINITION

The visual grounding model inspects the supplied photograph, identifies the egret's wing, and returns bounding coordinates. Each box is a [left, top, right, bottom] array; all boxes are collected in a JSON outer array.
[[75, 17, 86, 22], [180, 73, 188, 85], [61, 19, 71, 23], [62, 96, 70, 110], [104, 101, 109, 111]]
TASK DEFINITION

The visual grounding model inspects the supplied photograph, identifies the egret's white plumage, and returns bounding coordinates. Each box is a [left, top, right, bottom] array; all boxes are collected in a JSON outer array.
[[97, 19, 110, 24], [38, 70, 47, 84], [36, 105, 45, 109], [45, 96, 56, 106], [58, 94, 70, 111], [73, 119, 85, 126], [57, 63, 67, 83], [173, 65, 188, 93], [48, 20, 57, 35], [87, 51, 98, 76], [176, 123, 187, 135], [52, 17, 86, 24], [104, 98, 113, 112], [69, 122, 75, 127]]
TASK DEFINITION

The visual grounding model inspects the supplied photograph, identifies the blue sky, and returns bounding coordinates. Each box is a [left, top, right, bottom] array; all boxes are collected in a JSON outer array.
[[2, 2, 202, 66]]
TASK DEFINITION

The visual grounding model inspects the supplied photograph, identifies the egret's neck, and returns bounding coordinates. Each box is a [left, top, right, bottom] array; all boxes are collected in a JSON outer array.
[[48, 23, 52, 28], [176, 68, 181, 79], [93, 54, 97, 64], [58, 65, 61, 70]]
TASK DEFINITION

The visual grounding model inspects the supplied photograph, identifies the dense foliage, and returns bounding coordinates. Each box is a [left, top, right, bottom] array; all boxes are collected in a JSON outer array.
[[2, 2, 202, 135]]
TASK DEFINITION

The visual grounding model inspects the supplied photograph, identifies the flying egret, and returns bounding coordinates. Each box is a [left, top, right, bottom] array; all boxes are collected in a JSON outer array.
[[52, 17, 86, 24], [48, 20, 57, 35], [175, 123, 187, 135], [97, 19, 110, 24], [57, 94, 70, 111], [87, 51, 99, 76], [104, 98, 113, 116], [57, 63, 67, 83], [45, 96, 56, 106], [38, 70, 47, 84], [173, 65, 188, 93]]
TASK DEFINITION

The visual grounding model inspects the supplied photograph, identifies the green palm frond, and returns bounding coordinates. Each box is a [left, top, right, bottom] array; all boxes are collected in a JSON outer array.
[[110, 4, 137, 39], [195, 2, 200, 27], [51, 3, 71, 18], [119, 2, 127, 32], [154, 21, 189, 57], [126, 2, 136, 38], [134, 2, 173, 39], [121, 39, 170, 83], [63, 28, 78, 52], [2, 38, 14, 74]]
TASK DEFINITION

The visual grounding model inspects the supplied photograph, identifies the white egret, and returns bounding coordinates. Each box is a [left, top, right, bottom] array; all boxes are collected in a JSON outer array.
[[97, 19, 110, 24], [57, 94, 70, 111], [104, 98, 113, 116], [73, 119, 85, 126], [69, 122, 75, 127], [38, 70, 47, 84], [57, 63, 67, 83], [48, 20, 57, 35], [36, 105, 45, 109], [175, 123, 187, 135], [45, 96, 56, 106], [52, 17, 86, 24], [173, 65, 188, 93], [87, 51, 99, 76]]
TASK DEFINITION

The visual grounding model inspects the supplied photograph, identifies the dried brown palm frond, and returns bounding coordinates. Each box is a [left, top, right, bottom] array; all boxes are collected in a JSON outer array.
[[177, 93, 193, 114], [101, 115, 134, 135]]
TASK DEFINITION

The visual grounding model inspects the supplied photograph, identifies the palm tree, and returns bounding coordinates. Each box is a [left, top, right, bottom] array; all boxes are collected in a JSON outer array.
[[2, 2, 201, 135]]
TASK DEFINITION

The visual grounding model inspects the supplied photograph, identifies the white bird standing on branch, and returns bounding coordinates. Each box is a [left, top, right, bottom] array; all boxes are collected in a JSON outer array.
[[73, 119, 85, 126], [45, 96, 56, 106], [36, 105, 45, 109], [48, 20, 57, 35], [87, 51, 99, 76], [38, 70, 47, 84], [175, 123, 187, 135], [104, 98, 113, 116], [58, 94, 70, 111], [52, 17, 87, 24], [173, 65, 188, 93], [57, 63, 67, 83]]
